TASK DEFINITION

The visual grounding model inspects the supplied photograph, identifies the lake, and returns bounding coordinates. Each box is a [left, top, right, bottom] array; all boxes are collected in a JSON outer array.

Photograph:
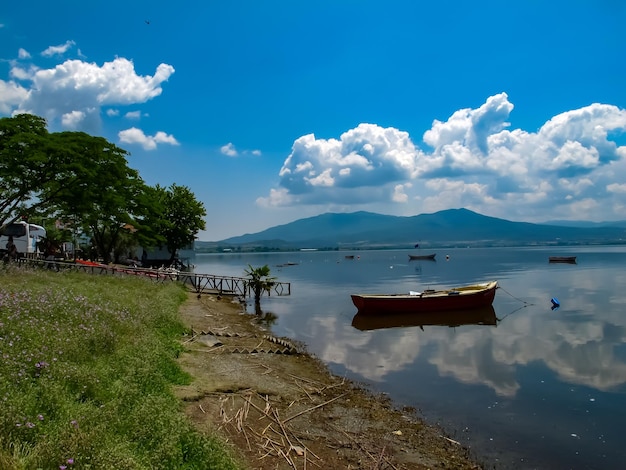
[[191, 246, 626, 469]]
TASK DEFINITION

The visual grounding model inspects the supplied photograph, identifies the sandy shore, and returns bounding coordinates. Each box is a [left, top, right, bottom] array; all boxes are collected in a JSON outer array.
[[175, 292, 483, 469]]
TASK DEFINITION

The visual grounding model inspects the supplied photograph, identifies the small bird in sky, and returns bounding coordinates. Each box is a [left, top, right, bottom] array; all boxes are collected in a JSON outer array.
[[145, 20, 150, 25]]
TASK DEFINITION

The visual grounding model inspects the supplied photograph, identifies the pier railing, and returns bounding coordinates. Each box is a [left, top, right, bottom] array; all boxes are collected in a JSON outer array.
[[177, 272, 291, 297], [13, 258, 291, 299]]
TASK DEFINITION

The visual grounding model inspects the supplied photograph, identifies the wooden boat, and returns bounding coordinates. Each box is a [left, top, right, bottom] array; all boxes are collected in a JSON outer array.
[[351, 305, 497, 331], [548, 256, 577, 264], [344, 255, 355, 259], [350, 281, 498, 314], [408, 253, 436, 261]]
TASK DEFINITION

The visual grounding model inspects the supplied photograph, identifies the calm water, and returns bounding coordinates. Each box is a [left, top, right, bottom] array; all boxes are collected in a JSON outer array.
[[191, 246, 626, 469]]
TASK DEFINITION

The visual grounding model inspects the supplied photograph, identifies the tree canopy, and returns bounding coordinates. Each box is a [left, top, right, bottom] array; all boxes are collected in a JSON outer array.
[[0, 114, 55, 228], [0, 114, 207, 265], [141, 184, 207, 264]]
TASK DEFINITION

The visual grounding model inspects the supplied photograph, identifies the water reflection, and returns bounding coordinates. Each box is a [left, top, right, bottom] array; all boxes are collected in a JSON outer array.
[[193, 248, 626, 468], [351, 305, 498, 331]]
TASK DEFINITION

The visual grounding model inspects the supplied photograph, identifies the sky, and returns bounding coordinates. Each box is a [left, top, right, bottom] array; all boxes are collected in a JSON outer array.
[[1, 1, 626, 241]]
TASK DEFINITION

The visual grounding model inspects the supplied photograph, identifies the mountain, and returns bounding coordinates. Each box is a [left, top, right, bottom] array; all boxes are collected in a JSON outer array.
[[542, 219, 626, 228], [197, 208, 626, 251]]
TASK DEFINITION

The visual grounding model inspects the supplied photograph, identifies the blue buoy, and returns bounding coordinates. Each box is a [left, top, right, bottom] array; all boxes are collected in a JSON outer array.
[[551, 297, 560, 310]]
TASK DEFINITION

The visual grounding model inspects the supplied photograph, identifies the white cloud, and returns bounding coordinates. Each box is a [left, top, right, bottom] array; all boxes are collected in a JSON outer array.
[[10, 65, 36, 80], [106, 109, 119, 117], [0, 80, 28, 114], [125, 110, 141, 120], [256, 188, 294, 208], [2, 52, 174, 133], [61, 110, 87, 129], [607, 183, 626, 194], [392, 183, 411, 203], [18, 48, 31, 59], [118, 127, 179, 151], [220, 143, 262, 157], [220, 142, 238, 157], [262, 94, 626, 222], [41, 40, 76, 57], [275, 124, 423, 203]]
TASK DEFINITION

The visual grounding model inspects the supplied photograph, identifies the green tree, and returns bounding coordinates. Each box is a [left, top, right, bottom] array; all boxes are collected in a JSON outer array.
[[140, 184, 206, 266], [48, 131, 145, 264], [244, 264, 277, 315], [0, 115, 147, 264], [0, 114, 55, 228]]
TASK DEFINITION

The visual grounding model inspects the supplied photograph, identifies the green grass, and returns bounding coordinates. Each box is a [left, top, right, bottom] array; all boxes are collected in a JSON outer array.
[[0, 265, 240, 470]]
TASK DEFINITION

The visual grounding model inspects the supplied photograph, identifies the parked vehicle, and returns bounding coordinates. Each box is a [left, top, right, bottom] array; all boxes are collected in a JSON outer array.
[[0, 221, 47, 257]]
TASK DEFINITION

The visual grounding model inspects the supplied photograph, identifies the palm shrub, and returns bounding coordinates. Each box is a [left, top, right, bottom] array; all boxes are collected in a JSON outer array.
[[244, 264, 276, 315]]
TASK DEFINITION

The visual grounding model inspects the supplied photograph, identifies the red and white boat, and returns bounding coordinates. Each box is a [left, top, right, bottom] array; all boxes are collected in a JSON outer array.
[[350, 281, 498, 314]]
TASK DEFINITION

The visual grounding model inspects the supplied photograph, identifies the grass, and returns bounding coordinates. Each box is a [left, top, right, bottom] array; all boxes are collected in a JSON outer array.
[[0, 264, 240, 470]]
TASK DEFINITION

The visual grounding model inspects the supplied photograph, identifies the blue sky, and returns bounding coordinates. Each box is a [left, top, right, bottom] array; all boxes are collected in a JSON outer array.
[[1, 1, 625, 241]]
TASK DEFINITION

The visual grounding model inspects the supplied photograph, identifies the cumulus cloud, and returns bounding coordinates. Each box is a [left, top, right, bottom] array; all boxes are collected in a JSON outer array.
[[220, 143, 263, 158], [270, 123, 424, 206], [41, 40, 76, 57], [261, 93, 626, 222], [0, 80, 28, 114], [220, 143, 238, 157], [125, 111, 142, 120], [118, 127, 179, 151], [61, 110, 87, 129], [392, 183, 411, 203], [0, 47, 174, 133]]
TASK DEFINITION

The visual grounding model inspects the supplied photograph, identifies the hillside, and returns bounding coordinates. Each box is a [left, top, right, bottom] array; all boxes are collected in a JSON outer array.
[[197, 208, 626, 251]]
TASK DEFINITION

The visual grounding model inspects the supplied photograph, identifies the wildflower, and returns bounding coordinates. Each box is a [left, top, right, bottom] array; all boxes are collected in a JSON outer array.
[[38, 414, 44, 421], [67, 458, 74, 464], [60, 466, 67, 470], [26, 422, 34, 428], [70, 420, 78, 429]]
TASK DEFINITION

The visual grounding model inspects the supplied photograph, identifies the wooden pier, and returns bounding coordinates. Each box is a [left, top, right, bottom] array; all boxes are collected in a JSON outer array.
[[177, 272, 290, 297], [15, 258, 291, 299]]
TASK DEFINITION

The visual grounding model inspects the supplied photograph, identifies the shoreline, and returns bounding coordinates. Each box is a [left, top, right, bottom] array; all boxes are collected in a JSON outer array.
[[175, 292, 484, 469]]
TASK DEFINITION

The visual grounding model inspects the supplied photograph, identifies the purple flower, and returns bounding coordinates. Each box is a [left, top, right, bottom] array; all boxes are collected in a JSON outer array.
[[60, 466, 67, 470], [37, 414, 44, 421], [70, 420, 78, 429], [67, 458, 74, 464], [26, 422, 34, 428]]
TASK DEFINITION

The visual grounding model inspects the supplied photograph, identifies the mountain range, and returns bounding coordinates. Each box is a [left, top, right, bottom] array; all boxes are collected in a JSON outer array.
[[196, 208, 626, 251]]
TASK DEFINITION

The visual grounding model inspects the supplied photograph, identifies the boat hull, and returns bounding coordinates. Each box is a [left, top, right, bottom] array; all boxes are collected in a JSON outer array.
[[549, 256, 577, 264], [351, 281, 498, 314], [351, 305, 497, 331], [408, 253, 436, 260]]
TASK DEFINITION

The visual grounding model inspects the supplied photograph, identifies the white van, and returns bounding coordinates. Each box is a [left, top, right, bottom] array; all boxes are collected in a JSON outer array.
[[0, 221, 47, 257]]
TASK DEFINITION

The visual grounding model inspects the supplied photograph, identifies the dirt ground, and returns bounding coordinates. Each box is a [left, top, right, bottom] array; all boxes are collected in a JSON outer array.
[[175, 292, 483, 470]]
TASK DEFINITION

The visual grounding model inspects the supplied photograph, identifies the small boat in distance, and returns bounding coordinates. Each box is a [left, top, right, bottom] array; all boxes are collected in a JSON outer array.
[[351, 305, 497, 331], [408, 253, 436, 261], [351, 281, 498, 314], [548, 256, 577, 264]]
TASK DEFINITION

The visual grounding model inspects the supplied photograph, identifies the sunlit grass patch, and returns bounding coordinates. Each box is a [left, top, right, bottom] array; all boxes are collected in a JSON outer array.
[[0, 268, 239, 469]]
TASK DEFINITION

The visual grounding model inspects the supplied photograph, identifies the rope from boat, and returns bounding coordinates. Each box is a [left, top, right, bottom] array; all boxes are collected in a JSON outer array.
[[496, 304, 530, 323], [495, 285, 534, 323], [498, 285, 534, 306]]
